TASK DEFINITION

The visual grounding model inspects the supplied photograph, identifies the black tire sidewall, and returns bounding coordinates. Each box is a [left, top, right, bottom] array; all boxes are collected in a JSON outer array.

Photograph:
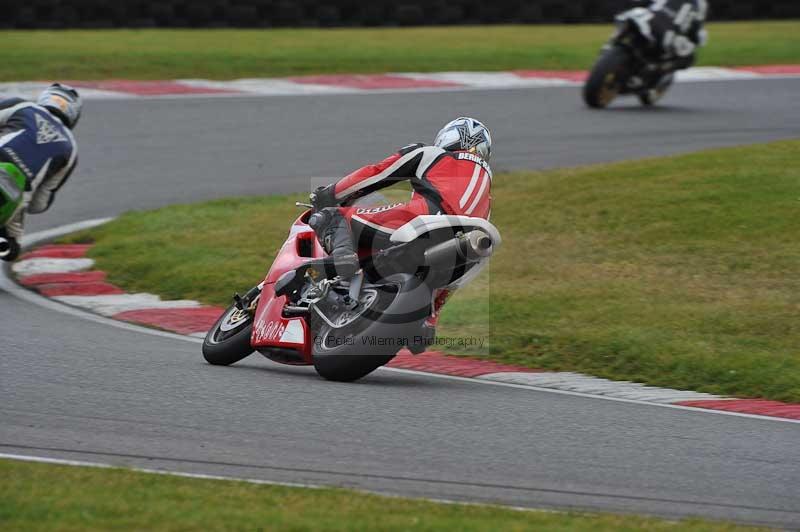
[[638, 74, 674, 106], [202, 303, 255, 366], [583, 46, 632, 108], [310, 285, 401, 382]]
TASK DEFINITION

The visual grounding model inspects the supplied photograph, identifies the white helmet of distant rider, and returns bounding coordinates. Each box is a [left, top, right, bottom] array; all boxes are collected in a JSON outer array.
[[37, 83, 83, 129], [433, 116, 492, 162]]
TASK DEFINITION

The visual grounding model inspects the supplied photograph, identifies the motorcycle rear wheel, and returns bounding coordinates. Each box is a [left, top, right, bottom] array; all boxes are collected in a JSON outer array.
[[583, 46, 631, 109], [202, 290, 259, 366], [638, 73, 675, 106], [310, 285, 398, 382]]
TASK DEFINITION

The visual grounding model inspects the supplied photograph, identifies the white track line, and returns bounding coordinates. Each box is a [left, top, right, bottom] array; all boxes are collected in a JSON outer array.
[[3, 220, 798, 425], [381, 367, 800, 425], [399, 71, 577, 88], [479, 372, 726, 403], [0, 452, 320, 489], [0, 451, 565, 517], [180, 78, 361, 95]]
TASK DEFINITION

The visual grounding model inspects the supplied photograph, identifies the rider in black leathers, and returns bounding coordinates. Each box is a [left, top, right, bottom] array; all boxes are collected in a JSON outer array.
[[619, 0, 708, 100], [630, 0, 708, 69]]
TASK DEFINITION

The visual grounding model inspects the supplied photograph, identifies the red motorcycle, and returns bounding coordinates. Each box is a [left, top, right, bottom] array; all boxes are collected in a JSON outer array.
[[202, 201, 501, 382]]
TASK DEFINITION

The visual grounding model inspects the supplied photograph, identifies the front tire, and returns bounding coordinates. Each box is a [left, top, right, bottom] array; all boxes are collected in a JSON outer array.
[[202, 291, 259, 366], [583, 46, 631, 109]]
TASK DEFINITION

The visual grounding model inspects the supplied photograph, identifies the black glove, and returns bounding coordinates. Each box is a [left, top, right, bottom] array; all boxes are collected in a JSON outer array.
[[0, 235, 20, 262], [309, 184, 338, 210]]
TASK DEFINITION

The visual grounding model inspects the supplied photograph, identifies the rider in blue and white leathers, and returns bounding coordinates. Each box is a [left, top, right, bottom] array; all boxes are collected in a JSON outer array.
[[0, 83, 82, 261]]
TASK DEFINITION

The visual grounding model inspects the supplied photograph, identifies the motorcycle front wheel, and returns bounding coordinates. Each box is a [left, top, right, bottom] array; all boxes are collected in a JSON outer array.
[[583, 46, 631, 109], [202, 288, 260, 366]]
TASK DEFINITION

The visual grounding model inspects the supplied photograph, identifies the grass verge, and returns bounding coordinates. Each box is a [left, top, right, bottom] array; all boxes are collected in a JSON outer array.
[[62, 141, 800, 402], [1, 22, 798, 80], [0, 459, 760, 531]]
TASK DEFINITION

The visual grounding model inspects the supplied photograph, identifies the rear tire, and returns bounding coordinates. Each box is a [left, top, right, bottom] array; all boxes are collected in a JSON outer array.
[[311, 285, 399, 382], [314, 352, 396, 383], [583, 46, 631, 109], [202, 292, 259, 366], [638, 73, 674, 106]]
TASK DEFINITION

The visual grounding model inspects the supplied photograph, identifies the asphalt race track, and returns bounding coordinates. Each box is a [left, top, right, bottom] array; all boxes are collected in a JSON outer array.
[[24, 77, 800, 233], [2, 79, 800, 528]]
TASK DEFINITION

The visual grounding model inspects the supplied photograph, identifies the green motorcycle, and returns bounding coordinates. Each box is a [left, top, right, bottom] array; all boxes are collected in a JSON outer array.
[[0, 162, 26, 260]]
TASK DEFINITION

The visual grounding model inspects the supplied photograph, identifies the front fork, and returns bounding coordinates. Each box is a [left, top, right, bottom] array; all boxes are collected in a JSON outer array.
[[233, 283, 263, 314]]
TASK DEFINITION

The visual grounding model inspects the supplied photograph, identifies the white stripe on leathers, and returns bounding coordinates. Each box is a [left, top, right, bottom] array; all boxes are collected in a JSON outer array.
[[336, 146, 444, 200], [465, 172, 489, 215], [459, 164, 482, 208]]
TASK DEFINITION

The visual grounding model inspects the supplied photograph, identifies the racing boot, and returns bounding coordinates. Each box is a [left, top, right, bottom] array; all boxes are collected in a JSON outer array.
[[639, 72, 675, 106], [0, 208, 24, 262], [0, 229, 20, 262], [300, 207, 360, 280], [424, 289, 452, 329], [410, 289, 451, 354]]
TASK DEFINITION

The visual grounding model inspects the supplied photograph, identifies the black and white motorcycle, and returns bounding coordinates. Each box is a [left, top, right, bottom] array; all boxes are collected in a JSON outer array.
[[583, 1, 707, 109]]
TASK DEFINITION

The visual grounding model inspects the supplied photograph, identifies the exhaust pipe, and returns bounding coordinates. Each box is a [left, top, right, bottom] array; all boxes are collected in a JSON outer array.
[[423, 230, 494, 270]]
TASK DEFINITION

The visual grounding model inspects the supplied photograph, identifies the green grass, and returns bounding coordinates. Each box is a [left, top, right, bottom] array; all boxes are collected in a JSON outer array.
[[2, 21, 798, 80], [0, 459, 761, 531], [62, 141, 800, 402]]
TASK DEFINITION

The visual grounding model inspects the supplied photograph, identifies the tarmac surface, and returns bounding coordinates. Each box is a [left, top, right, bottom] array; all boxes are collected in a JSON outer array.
[[3, 78, 800, 528], [27, 77, 800, 232]]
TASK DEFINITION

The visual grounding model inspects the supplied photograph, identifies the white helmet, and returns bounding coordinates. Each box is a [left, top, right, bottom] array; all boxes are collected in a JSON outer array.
[[37, 83, 83, 129], [434, 117, 492, 162]]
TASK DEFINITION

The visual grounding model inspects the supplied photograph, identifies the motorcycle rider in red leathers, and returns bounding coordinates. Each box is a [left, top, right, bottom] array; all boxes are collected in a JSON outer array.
[[304, 116, 493, 328]]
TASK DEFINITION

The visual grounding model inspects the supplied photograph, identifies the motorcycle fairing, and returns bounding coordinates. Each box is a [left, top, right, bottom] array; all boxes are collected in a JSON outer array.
[[0, 162, 26, 226], [250, 213, 321, 362], [615, 8, 656, 43], [251, 281, 312, 359]]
